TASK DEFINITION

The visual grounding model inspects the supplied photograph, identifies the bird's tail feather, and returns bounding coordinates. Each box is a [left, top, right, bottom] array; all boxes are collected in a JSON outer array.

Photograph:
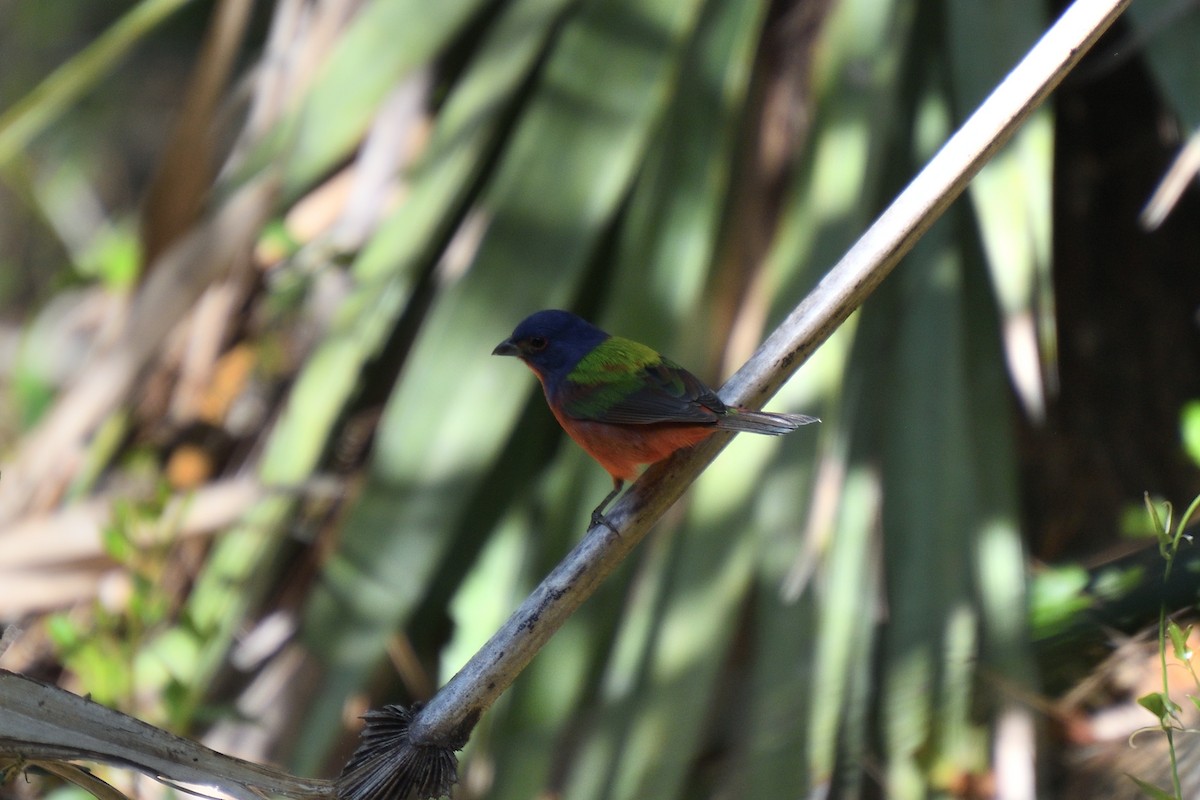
[[718, 408, 819, 435]]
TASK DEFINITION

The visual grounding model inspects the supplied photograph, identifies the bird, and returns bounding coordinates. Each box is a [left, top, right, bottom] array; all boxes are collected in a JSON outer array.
[[492, 309, 818, 530]]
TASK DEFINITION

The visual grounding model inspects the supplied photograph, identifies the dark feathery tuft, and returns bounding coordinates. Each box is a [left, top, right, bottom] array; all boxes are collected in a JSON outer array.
[[337, 705, 459, 800]]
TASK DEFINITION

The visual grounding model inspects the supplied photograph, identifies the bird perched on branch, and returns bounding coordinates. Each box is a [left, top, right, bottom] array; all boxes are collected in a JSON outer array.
[[493, 309, 818, 530]]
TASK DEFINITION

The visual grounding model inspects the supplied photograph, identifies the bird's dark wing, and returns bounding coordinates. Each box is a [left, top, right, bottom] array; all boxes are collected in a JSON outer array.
[[557, 337, 726, 425]]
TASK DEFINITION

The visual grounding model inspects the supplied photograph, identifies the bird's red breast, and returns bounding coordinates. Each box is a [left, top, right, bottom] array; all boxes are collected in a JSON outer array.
[[549, 404, 716, 482]]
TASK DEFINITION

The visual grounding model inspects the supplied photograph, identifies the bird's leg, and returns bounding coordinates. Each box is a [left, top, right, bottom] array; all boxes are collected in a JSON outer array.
[[590, 478, 624, 534]]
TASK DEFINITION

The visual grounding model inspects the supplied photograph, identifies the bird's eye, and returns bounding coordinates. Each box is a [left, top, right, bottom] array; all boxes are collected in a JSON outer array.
[[528, 336, 548, 351]]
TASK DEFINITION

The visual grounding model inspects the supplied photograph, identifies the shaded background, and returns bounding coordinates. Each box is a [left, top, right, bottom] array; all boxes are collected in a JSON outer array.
[[1, 0, 1199, 798]]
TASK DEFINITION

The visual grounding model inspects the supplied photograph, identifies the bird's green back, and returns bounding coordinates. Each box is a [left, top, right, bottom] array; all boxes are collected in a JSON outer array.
[[568, 336, 661, 379], [560, 336, 712, 423]]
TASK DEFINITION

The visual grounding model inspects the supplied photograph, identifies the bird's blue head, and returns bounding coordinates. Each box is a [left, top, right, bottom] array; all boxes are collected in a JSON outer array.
[[493, 309, 610, 385]]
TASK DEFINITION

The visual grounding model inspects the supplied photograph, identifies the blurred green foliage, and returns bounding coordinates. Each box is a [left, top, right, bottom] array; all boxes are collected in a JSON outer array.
[[45, 489, 199, 731]]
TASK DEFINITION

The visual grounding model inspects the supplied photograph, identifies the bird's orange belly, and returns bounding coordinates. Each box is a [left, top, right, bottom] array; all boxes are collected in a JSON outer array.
[[554, 413, 715, 482]]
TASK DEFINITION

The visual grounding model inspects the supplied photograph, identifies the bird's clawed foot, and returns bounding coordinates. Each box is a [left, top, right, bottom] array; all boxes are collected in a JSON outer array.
[[590, 509, 620, 535], [589, 479, 625, 535]]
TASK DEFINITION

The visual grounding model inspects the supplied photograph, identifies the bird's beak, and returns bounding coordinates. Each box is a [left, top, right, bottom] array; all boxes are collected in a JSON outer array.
[[492, 338, 520, 357]]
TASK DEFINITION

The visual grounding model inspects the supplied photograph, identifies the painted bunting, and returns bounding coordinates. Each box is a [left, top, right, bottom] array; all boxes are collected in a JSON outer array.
[[493, 309, 818, 529]]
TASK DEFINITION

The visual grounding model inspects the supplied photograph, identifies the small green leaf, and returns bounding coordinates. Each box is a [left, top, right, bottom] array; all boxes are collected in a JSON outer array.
[[1127, 773, 1179, 800], [1168, 621, 1193, 662], [1144, 492, 1168, 536], [1138, 691, 1167, 719], [1143, 493, 1181, 559], [1138, 691, 1181, 723]]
